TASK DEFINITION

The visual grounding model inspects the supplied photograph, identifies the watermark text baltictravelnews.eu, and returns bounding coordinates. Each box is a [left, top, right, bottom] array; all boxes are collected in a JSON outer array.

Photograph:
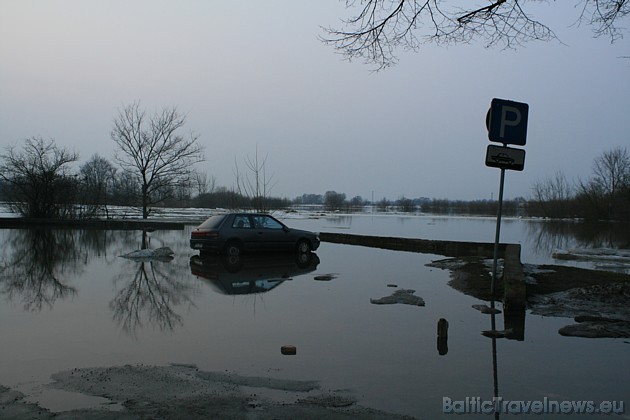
[[443, 397, 625, 415]]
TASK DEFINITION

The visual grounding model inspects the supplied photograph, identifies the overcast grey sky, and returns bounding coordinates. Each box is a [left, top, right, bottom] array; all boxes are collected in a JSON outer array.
[[1, 1, 628, 201]]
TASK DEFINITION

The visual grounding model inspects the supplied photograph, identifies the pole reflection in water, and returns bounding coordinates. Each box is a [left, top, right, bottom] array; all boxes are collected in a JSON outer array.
[[437, 318, 449, 356], [490, 299, 500, 420]]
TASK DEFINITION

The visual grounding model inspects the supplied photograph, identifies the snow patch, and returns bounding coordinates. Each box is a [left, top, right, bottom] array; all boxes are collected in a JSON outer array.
[[120, 247, 175, 261]]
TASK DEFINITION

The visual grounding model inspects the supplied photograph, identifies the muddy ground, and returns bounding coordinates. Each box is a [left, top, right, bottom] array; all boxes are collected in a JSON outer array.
[[428, 257, 630, 339], [1, 364, 414, 419]]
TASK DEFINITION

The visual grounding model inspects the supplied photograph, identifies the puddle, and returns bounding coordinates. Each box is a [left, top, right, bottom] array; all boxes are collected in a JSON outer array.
[[25, 388, 124, 413]]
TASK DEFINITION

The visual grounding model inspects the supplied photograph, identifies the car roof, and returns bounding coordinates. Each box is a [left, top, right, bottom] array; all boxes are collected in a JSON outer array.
[[198, 213, 275, 226], [232, 212, 272, 216]]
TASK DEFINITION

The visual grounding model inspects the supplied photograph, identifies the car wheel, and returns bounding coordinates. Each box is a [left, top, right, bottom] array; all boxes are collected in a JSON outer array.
[[296, 239, 312, 254], [295, 251, 313, 267], [224, 241, 242, 256], [222, 255, 243, 272]]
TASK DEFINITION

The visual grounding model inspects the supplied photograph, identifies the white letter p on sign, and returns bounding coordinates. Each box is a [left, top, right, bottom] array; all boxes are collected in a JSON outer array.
[[500, 106, 521, 138]]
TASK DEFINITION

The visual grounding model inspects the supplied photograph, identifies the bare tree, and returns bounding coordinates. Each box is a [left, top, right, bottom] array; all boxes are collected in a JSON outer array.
[[591, 146, 630, 199], [377, 197, 389, 212], [324, 190, 347, 211], [80, 154, 117, 218], [349, 195, 366, 210], [0, 137, 79, 218], [174, 177, 194, 202], [579, 0, 630, 41], [194, 171, 216, 196], [322, 0, 628, 69], [588, 146, 630, 219], [530, 170, 573, 218], [575, 177, 607, 219], [111, 102, 205, 219], [397, 196, 416, 212], [234, 146, 276, 212]]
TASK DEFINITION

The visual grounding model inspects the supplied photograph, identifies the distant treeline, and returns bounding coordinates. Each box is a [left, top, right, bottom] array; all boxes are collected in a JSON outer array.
[[0, 182, 521, 217], [289, 192, 526, 216], [187, 188, 291, 211], [0, 176, 620, 220], [526, 147, 630, 221], [1, 140, 627, 221]]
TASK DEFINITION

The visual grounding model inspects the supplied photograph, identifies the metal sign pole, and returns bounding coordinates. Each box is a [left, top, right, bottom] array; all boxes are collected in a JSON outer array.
[[490, 167, 505, 419], [491, 167, 506, 311], [485, 98, 528, 419]]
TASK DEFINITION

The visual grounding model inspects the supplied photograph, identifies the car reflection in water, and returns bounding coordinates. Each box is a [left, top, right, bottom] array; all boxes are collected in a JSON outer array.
[[189, 252, 320, 295]]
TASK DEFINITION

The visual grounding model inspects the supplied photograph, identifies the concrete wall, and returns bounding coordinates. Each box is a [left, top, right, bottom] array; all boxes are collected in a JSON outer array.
[[319, 232, 507, 258]]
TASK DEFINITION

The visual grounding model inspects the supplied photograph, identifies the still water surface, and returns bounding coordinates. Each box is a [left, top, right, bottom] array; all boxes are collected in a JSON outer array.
[[0, 215, 628, 418]]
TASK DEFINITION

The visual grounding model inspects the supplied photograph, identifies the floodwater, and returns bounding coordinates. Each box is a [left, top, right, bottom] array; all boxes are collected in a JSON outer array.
[[0, 214, 628, 418]]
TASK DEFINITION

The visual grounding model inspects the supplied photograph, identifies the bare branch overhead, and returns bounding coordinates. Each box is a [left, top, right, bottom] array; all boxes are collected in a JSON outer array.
[[322, 0, 628, 69]]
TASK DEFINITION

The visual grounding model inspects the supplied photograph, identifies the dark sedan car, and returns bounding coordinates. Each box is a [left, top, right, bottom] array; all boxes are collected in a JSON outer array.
[[190, 213, 320, 256]]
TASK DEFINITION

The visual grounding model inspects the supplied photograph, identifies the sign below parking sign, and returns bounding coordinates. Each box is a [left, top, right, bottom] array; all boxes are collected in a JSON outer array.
[[485, 144, 525, 171], [486, 98, 529, 146]]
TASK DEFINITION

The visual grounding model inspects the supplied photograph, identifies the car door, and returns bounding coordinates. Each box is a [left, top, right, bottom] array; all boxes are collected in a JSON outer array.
[[250, 215, 288, 250], [229, 214, 257, 250]]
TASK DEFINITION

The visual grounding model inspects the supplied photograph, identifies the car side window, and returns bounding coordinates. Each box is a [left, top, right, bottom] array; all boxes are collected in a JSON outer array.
[[232, 216, 251, 229], [255, 216, 283, 230], [251, 216, 262, 228]]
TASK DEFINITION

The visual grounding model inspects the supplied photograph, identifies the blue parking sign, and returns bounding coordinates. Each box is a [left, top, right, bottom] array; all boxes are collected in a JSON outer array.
[[486, 98, 528, 146]]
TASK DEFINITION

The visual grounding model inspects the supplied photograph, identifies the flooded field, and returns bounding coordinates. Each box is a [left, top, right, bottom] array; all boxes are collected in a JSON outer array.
[[0, 214, 628, 418]]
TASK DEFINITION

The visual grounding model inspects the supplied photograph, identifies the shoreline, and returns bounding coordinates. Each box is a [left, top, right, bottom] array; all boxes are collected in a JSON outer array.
[[0, 217, 186, 230]]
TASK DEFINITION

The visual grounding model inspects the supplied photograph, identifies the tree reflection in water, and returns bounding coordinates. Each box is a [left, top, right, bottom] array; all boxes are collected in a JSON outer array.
[[526, 219, 630, 257], [110, 231, 198, 337], [0, 229, 80, 311]]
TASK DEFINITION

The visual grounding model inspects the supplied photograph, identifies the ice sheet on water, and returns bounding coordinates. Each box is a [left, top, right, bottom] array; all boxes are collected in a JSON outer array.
[[0, 203, 17, 218], [553, 248, 630, 263]]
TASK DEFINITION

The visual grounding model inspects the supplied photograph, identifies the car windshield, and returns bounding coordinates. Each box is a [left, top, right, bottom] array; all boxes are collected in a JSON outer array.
[[198, 215, 226, 229]]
